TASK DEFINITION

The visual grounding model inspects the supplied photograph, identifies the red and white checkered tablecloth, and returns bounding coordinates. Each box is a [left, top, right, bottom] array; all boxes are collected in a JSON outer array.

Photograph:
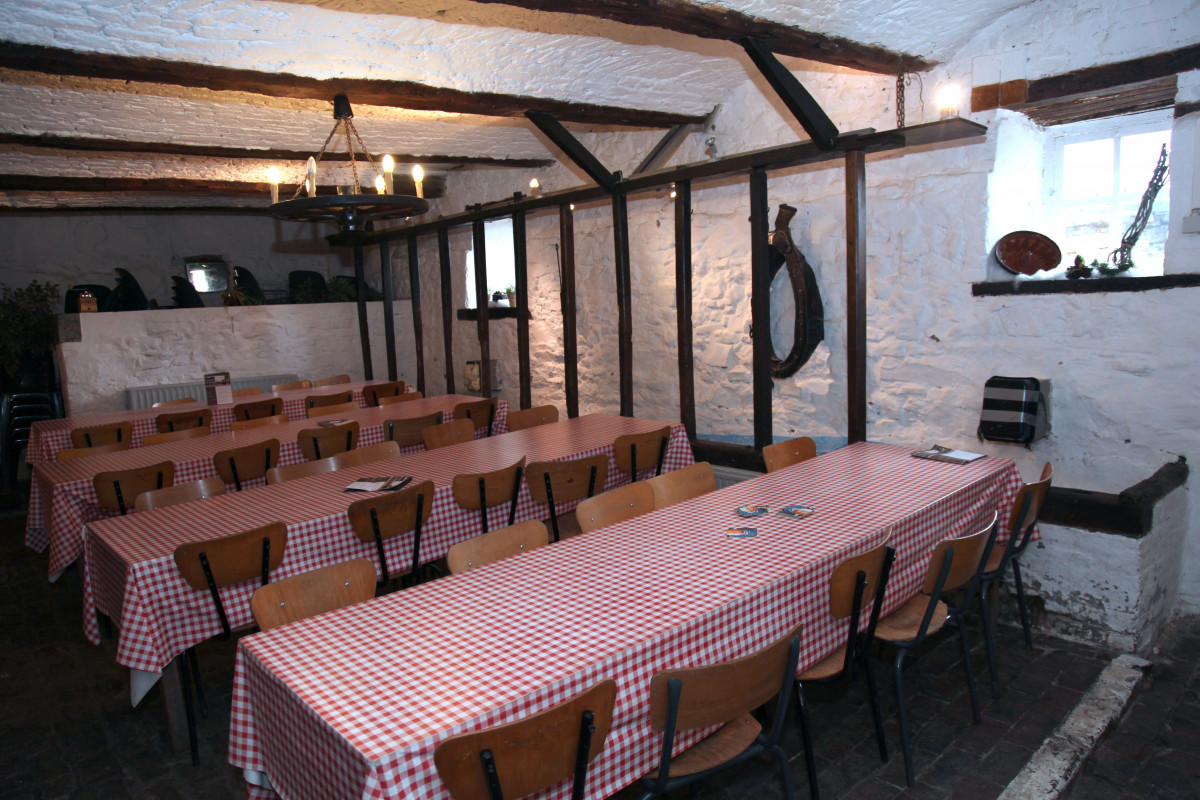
[[25, 381, 382, 464], [28, 394, 502, 580], [228, 442, 1022, 800], [81, 415, 692, 683]]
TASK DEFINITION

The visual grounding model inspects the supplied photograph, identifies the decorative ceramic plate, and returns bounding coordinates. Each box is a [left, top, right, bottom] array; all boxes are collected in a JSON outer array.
[[726, 527, 758, 538], [995, 231, 1062, 275], [736, 505, 770, 517], [778, 505, 815, 519]]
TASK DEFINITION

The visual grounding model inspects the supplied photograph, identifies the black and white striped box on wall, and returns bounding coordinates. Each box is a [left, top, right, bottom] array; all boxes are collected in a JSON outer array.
[[978, 377, 1051, 446]]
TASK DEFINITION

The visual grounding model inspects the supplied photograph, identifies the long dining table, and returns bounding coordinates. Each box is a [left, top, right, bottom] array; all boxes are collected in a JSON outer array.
[[26, 394, 506, 580], [228, 441, 1024, 800]]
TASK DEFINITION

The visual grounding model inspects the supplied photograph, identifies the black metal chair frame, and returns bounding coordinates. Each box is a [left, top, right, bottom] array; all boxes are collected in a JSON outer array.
[[364, 492, 441, 589], [540, 464, 600, 542], [106, 469, 168, 514], [625, 436, 668, 483], [462, 400, 496, 437], [980, 490, 1038, 671], [307, 427, 355, 460], [162, 410, 210, 432], [474, 466, 524, 535], [474, 709, 599, 800], [220, 443, 277, 491]]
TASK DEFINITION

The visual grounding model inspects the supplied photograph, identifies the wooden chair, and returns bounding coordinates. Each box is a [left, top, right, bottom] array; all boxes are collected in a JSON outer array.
[[70, 421, 132, 449], [454, 396, 498, 437], [575, 481, 654, 534], [266, 455, 342, 484], [378, 390, 424, 406], [152, 397, 196, 407], [306, 401, 358, 419], [762, 436, 817, 473], [56, 441, 130, 461], [451, 457, 526, 535], [135, 476, 226, 512], [647, 462, 715, 509], [143, 426, 210, 446], [875, 512, 998, 786], [172, 521, 287, 764], [525, 455, 608, 542], [312, 373, 351, 387], [639, 625, 803, 800], [347, 480, 438, 588], [434, 679, 617, 800], [384, 411, 443, 447], [233, 397, 283, 421], [272, 379, 312, 392], [422, 418, 475, 450], [336, 440, 401, 468], [297, 421, 359, 460], [363, 380, 405, 406], [155, 408, 212, 433], [447, 519, 550, 574], [506, 404, 559, 432], [93, 461, 175, 515], [213, 438, 280, 491], [307, 390, 354, 410], [231, 413, 289, 431], [613, 426, 670, 483], [793, 540, 895, 800], [251, 558, 376, 631], [231, 387, 263, 399]]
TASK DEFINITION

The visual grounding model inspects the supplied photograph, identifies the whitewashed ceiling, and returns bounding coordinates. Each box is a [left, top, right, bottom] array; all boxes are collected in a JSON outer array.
[[0, 0, 1036, 209]]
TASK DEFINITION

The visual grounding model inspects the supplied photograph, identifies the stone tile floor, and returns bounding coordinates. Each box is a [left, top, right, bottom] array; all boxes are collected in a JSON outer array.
[[1, 495, 1192, 800]]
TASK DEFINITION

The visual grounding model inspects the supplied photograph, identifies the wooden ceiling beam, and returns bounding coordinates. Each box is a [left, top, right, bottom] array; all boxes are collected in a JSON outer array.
[[0, 41, 705, 128], [0, 174, 446, 197], [471, 0, 934, 74]]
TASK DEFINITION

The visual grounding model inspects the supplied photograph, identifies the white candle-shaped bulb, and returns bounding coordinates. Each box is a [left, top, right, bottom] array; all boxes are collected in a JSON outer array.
[[267, 166, 280, 204], [375, 174, 386, 194], [412, 163, 424, 199], [936, 84, 961, 118], [382, 154, 394, 194], [305, 157, 317, 197]]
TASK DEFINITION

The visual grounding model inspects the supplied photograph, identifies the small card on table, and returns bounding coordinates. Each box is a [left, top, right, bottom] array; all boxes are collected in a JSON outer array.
[[726, 527, 758, 538], [344, 476, 412, 493]]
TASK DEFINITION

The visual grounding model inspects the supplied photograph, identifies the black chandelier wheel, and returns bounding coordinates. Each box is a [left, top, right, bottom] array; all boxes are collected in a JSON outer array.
[[268, 194, 429, 232]]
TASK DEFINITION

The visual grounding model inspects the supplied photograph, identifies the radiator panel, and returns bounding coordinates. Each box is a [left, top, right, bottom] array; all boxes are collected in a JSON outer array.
[[125, 373, 299, 409]]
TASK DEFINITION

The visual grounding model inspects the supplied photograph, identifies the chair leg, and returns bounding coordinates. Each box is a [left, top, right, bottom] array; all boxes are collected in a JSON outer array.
[[1011, 559, 1034, 649], [893, 649, 915, 786], [793, 680, 819, 800], [862, 655, 889, 763], [177, 652, 200, 766], [187, 646, 208, 718], [979, 578, 1001, 699], [956, 616, 982, 724], [772, 742, 795, 800]]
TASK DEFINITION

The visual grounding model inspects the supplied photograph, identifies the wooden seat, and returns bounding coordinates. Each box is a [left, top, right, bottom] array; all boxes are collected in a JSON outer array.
[[506, 404, 559, 432], [297, 421, 359, 460], [306, 401, 358, 419], [135, 476, 226, 511], [266, 455, 342, 484], [647, 461, 715, 508], [451, 457, 526, 535], [231, 413, 289, 431], [378, 390, 424, 406], [306, 390, 354, 410], [384, 411, 443, 447], [447, 519, 549, 574], [70, 421, 132, 449], [55, 441, 130, 461], [363, 380, 405, 406], [93, 461, 175, 514], [762, 436, 817, 473], [434, 679, 617, 800], [251, 558, 376, 630], [155, 408, 212, 433], [422, 418, 475, 450], [143, 426, 210, 446], [213, 438, 280, 491], [639, 625, 802, 800], [233, 397, 283, 421], [272, 379, 312, 392], [575, 481, 654, 534], [312, 373, 351, 387], [336, 441, 401, 468], [454, 396, 498, 437], [347, 480, 437, 588], [525, 455, 608, 542], [875, 512, 998, 786], [231, 387, 263, 398], [613, 426, 670, 482], [152, 397, 197, 407]]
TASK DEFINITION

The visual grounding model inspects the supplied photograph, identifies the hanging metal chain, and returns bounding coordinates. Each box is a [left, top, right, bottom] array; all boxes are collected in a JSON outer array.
[[896, 72, 906, 129]]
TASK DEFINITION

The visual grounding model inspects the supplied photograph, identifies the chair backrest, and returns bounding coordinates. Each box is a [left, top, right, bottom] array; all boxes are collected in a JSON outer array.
[[71, 421, 132, 449], [526, 454, 609, 505], [307, 390, 355, 409], [347, 480, 437, 544], [454, 397, 497, 435], [266, 455, 342, 484], [423, 418, 475, 450], [214, 438, 280, 489], [272, 379, 312, 392], [56, 441, 130, 460], [378, 390, 424, 406], [335, 440, 401, 468], [613, 426, 670, 481], [297, 421, 359, 460], [363, 380, 406, 406], [647, 462, 716, 509], [234, 397, 283, 421], [446, 519, 549, 574], [434, 679, 617, 800], [152, 397, 197, 407], [251, 558, 376, 630], [231, 387, 263, 398], [143, 426, 210, 446], [312, 373, 351, 387], [1005, 462, 1053, 560], [306, 401, 359, 419], [451, 458, 526, 512], [385, 411, 444, 447], [155, 408, 212, 433], [93, 460, 176, 514], [135, 476, 226, 511], [575, 481, 655, 534], [923, 511, 999, 597], [829, 537, 893, 620], [506, 404, 560, 432], [762, 436, 817, 473], [231, 413, 290, 431]]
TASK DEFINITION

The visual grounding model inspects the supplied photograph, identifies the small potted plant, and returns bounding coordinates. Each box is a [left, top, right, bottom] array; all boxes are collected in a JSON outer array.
[[505, 284, 517, 309]]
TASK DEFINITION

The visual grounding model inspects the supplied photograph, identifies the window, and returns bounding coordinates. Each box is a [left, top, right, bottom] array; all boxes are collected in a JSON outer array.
[[464, 218, 517, 309]]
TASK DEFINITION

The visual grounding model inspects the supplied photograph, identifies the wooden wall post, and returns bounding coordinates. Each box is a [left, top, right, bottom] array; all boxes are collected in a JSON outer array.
[[471, 215, 492, 397], [352, 244, 374, 381], [378, 240, 398, 382], [437, 228, 456, 394], [674, 179, 696, 441], [748, 167, 773, 451], [559, 204, 579, 418], [406, 236, 426, 394], [513, 209, 532, 409], [846, 149, 868, 443], [612, 187, 634, 417]]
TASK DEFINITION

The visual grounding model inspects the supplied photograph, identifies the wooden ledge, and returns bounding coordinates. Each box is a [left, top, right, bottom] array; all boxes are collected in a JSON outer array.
[[1040, 459, 1189, 539], [973, 274, 1200, 296]]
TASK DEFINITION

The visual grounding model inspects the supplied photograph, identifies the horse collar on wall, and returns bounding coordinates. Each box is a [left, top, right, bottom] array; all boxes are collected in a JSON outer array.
[[769, 204, 825, 378]]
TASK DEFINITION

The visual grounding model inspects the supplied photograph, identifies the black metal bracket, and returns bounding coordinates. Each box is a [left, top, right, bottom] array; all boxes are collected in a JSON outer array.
[[741, 37, 839, 150], [526, 111, 617, 191]]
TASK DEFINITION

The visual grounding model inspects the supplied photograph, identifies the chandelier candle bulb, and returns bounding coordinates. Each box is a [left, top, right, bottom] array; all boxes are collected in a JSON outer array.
[[305, 157, 317, 198], [375, 175, 386, 194], [267, 166, 280, 204], [412, 164, 424, 199], [382, 154, 394, 194]]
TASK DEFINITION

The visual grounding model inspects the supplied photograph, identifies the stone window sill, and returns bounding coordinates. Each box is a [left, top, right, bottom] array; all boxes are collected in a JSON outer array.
[[972, 273, 1200, 296]]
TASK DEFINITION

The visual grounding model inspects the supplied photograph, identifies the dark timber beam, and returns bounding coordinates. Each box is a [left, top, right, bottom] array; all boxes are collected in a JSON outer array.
[[612, 186, 634, 416], [437, 228, 456, 393], [559, 204, 579, 419], [635, 123, 696, 175], [513, 205, 532, 409], [748, 168, 773, 451], [471, 0, 934, 74], [471, 214, 493, 397], [0, 175, 448, 197], [378, 240, 398, 382], [674, 179, 696, 441], [0, 42, 702, 128], [525, 112, 617, 191], [406, 236, 426, 394], [352, 245, 374, 381], [742, 38, 839, 150], [845, 149, 867, 443]]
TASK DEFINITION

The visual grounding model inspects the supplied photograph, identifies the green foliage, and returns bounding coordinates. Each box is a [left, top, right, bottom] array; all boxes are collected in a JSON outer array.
[[0, 280, 60, 380]]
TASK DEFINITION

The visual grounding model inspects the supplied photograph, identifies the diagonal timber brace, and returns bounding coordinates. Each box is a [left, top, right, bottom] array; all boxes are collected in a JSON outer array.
[[525, 111, 617, 191], [741, 38, 839, 150]]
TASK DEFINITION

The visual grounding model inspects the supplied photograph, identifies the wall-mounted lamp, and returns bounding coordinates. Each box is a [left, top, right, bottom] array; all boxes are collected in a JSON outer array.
[[529, 177, 541, 198], [669, 183, 677, 200], [267, 166, 280, 204], [936, 84, 962, 119]]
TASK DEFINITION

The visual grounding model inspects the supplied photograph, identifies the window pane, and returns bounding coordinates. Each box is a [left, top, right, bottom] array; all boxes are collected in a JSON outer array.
[[1119, 130, 1171, 195], [1062, 139, 1113, 200], [1062, 203, 1114, 263]]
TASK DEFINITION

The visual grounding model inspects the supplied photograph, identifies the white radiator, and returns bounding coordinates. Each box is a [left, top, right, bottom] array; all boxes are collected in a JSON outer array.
[[125, 373, 299, 409], [712, 464, 762, 489]]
